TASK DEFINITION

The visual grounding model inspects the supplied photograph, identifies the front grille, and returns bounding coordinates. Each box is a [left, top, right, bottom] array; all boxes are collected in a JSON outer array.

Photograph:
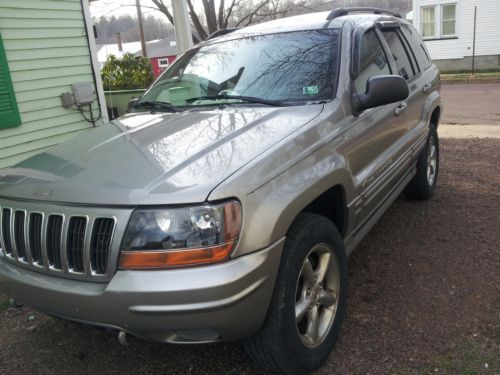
[[13, 211, 27, 260], [29, 213, 43, 264], [0, 204, 117, 279], [1, 208, 13, 255], [47, 215, 63, 269], [90, 218, 115, 275], [67, 216, 87, 273]]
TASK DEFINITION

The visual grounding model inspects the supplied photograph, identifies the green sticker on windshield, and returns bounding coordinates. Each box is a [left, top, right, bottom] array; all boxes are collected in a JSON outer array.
[[303, 85, 319, 95]]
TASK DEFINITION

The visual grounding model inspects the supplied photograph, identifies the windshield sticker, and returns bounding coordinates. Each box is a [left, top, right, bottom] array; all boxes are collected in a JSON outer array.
[[303, 85, 319, 95]]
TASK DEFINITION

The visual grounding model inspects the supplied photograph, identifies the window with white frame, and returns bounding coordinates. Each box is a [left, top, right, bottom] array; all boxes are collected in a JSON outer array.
[[158, 58, 169, 68], [420, 3, 457, 39], [441, 4, 456, 36], [421, 6, 436, 38]]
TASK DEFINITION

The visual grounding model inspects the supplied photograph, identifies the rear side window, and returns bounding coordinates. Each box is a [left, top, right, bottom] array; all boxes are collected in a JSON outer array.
[[401, 25, 432, 71], [381, 30, 415, 80], [354, 29, 390, 95]]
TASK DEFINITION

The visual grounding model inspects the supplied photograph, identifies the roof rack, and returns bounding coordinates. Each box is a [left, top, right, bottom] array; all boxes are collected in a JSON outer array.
[[326, 7, 402, 20], [207, 28, 241, 40]]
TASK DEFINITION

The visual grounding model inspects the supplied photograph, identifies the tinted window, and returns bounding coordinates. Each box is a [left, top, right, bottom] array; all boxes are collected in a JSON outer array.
[[401, 25, 432, 70], [138, 29, 340, 107], [355, 30, 390, 95], [382, 30, 415, 80]]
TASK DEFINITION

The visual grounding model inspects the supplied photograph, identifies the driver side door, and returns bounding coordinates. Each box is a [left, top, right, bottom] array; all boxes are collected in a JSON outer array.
[[342, 28, 412, 229]]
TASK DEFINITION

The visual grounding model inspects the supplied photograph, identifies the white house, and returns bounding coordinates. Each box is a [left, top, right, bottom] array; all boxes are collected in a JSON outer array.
[[412, 0, 500, 71]]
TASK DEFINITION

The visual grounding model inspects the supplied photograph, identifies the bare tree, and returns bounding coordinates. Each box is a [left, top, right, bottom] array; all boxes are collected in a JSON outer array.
[[150, 0, 295, 41], [147, 0, 412, 42]]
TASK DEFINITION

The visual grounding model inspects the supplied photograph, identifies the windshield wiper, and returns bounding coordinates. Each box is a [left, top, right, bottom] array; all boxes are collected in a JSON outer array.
[[185, 94, 285, 107], [134, 100, 180, 113]]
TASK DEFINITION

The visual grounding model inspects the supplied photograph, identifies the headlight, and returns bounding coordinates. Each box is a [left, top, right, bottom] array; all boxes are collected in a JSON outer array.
[[119, 200, 241, 269]]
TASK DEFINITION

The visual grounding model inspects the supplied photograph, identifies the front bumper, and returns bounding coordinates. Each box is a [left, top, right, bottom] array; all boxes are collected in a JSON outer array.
[[0, 238, 284, 343]]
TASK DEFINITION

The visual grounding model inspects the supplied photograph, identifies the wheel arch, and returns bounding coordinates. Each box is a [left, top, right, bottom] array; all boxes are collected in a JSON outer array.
[[430, 105, 441, 128], [300, 184, 348, 237]]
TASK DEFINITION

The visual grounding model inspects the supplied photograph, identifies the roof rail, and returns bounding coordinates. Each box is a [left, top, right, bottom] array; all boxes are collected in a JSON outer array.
[[207, 28, 241, 40], [326, 7, 402, 20]]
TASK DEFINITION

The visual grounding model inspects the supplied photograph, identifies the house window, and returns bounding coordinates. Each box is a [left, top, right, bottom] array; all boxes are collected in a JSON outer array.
[[421, 6, 436, 38], [0, 33, 21, 129], [441, 4, 457, 36], [158, 58, 169, 68]]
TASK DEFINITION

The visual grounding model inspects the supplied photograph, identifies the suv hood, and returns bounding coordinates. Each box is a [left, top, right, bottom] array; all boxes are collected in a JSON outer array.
[[0, 106, 323, 205]]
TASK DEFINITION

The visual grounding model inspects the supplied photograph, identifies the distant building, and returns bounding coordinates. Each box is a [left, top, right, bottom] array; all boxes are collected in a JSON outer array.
[[96, 38, 178, 77], [412, 0, 500, 71], [137, 39, 177, 77]]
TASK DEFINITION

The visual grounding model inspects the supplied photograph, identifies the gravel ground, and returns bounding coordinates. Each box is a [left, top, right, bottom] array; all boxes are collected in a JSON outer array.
[[0, 138, 499, 374]]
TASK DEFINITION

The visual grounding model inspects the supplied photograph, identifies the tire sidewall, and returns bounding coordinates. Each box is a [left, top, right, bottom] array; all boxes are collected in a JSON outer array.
[[274, 215, 348, 373], [427, 126, 439, 192]]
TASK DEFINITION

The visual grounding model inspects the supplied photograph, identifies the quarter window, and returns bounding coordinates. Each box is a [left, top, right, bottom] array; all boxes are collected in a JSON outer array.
[[382, 30, 415, 80], [441, 4, 457, 36], [401, 25, 432, 71], [421, 6, 436, 38], [354, 30, 390, 95]]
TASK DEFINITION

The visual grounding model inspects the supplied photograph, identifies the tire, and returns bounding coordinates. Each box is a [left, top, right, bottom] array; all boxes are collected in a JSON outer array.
[[243, 213, 348, 374], [404, 124, 439, 200]]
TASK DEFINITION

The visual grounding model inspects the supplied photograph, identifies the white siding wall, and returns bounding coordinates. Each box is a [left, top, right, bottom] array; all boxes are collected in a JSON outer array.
[[413, 0, 500, 60]]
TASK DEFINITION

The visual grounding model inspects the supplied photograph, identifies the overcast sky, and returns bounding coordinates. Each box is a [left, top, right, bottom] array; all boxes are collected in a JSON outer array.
[[90, 0, 165, 19]]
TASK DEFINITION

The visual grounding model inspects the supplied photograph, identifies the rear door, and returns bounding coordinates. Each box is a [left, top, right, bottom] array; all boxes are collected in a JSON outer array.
[[399, 24, 440, 138], [380, 27, 421, 133]]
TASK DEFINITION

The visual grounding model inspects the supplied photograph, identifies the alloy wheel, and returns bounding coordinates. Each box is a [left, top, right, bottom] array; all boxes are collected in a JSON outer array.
[[295, 243, 340, 348]]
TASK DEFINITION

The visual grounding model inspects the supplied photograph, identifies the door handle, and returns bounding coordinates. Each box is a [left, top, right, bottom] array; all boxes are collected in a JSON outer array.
[[423, 83, 432, 93], [394, 101, 407, 116]]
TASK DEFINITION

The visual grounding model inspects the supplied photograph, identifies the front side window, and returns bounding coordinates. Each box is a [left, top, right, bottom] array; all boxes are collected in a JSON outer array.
[[355, 29, 390, 95], [382, 30, 415, 80], [421, 6, 436, 38], [137, 29, 340, 108], [441, 4, 457, 36]]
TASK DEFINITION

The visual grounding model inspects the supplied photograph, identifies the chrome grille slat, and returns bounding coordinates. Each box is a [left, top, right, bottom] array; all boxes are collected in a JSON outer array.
[[0, 199, 124, 282], [23, 211, 33, 264], [40, 212, 49, 269]]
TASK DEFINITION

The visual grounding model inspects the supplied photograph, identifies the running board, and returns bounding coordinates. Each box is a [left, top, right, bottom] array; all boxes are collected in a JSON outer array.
[[345, 168, 415, 256]]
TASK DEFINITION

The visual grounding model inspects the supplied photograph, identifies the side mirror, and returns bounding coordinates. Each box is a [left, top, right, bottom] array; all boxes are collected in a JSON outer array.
[[353, 75, 409, 114], [127, 98, 139, 112]]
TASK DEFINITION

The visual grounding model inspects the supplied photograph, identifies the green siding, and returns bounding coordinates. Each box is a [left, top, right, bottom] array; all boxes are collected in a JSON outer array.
[[0, 0, 103, 169]]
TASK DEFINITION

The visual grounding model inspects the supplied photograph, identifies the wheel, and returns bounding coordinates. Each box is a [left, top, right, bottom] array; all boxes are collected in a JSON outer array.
[[404, 124, 439, 200], [243, 213, 348, 374]]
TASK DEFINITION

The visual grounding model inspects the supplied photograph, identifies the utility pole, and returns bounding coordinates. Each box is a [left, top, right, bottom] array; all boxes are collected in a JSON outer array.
[[472, 6, 477, 75], [171, 0, 193, 55], [136, 0, 147, 57]]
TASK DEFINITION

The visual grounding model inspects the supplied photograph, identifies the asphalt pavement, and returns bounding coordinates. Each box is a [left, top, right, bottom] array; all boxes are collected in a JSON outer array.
[[441, 83, 500, 125]]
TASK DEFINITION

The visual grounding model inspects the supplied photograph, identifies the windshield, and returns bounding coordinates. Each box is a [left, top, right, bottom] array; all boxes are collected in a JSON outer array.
[[136, 29, 340, 109]]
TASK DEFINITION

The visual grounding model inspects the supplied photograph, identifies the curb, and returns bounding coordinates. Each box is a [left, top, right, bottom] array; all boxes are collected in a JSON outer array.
[[439, 124, 500, 139]]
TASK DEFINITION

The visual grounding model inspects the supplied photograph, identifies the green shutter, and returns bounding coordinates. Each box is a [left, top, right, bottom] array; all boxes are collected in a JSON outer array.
[[0, 32, 21, 129]]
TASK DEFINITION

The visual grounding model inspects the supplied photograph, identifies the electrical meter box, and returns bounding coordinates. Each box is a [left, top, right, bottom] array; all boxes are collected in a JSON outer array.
[[72, 82, 94, 105]]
